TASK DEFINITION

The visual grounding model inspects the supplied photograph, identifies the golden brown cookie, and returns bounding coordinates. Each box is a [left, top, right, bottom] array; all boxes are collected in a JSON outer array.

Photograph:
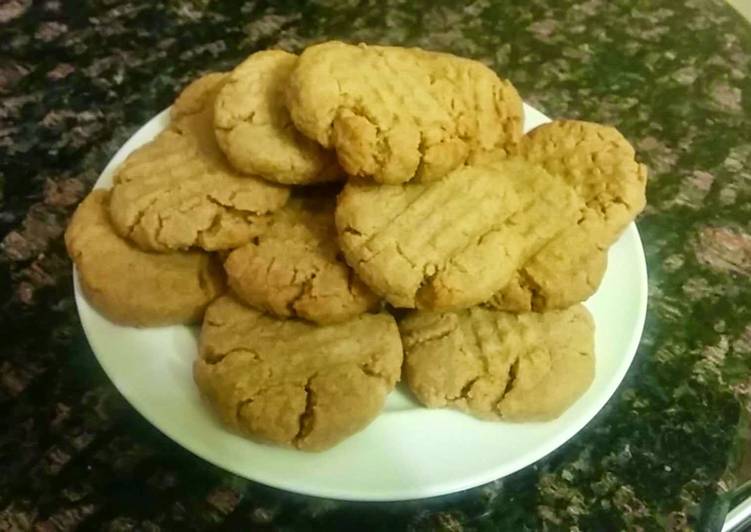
[[65, 190, 224, 326], [109, 73, 290, 252], [489, 121, 648, 311], [170, 71, 232, 164], [491, 210, 611, 311], [400, 304, 595, 421], [193, 296, 403, 451], [335, 158, 582, 309], [214, 50, 340, 185], [286, 41, 523, 184], [224, 190, 379, 324]]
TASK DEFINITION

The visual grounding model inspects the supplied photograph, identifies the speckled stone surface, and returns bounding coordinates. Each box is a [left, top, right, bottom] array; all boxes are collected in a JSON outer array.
[[1, 0, 750, 530]]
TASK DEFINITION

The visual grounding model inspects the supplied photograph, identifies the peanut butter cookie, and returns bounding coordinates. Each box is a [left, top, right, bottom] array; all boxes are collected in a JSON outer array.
[[109, 73, 289, 252], [214, 50, 340, 185], [489, 121, 647, 311], [224, 190, 379, 324], [400, 304, 595, 421], [286, 42, 523, 184], [335, 158, 581, 309], [194, 296, 403, 451], [170, 71, 229, 161], [65, 190, 224, 326]]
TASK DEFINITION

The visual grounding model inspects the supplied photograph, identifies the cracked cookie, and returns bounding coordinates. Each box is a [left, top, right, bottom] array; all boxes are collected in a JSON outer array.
[[214, 50, 341, 185], [286, 41, 523, 184], [335, 158, 582, 309], [400, 304, 595, 421], [65, 190, 224, 326], [193, 296, 403, 451], [489, 120, 648, 311], [170, 71, 230, 164], [224, 190, 379, 324], [108, 73, 290, 252]]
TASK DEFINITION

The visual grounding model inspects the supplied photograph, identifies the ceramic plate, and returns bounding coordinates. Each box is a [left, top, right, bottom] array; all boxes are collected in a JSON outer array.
[[73, 103, 648, 501]]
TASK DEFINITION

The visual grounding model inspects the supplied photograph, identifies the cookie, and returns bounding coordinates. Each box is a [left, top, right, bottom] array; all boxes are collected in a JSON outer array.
[[335, 158, 582, 309], [214, 50, 341, 185], [286, 41, 523, 184], [170, 71, 232, 165], [400, 304, 595, 421], [224, 190, 379, 324], [490, 210, 611, 311], [489, 121, 647, 311], [193, 296, 403, 451], [65, 190, 224, 326], [109, 73, 290, 252]]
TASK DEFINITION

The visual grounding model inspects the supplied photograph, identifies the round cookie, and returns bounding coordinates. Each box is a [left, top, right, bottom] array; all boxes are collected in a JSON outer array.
[[399, 305, 595, 421], [518, 120, 647, 218], [214, 50, 340, 185], [335, 158, 582, 310], [170, 71, 232, 164], [109, 73, 290, 252], [490, 210, 610, 311], [286, 41, 523, 184], [65, 190, 224, 326], [193, 296, 403, 451], [224, 191, 379, 324], [489, 120, 647, 311]]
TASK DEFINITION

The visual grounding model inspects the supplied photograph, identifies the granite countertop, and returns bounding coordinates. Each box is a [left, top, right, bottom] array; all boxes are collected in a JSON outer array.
[[1, 0, 750, 530]]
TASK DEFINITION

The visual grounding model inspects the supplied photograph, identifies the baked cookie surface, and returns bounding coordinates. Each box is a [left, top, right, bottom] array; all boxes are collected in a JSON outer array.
[[170, 71, 229, 163], [65, 190, 224, 326], [224, 190, 379, 324], [400, 304, 595, 421], [335, 158, 581, 309], [490, 120, 647, 311], [109, 73, 290, 252], [286, 41, 523, 184], [214, 50, 340, 185], [193, 296, 403, 451]]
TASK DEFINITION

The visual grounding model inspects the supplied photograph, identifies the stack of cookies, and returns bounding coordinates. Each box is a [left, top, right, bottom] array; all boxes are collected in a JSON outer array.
[[65, 42, 647, 451]]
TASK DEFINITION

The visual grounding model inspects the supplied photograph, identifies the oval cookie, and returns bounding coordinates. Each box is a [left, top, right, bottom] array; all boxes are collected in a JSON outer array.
[[193, 296, 403, 451], [286, 41, 523, 184], [224, 190, 379, 324], [109, 73, 290, 252], [335, 158, 582, 309], [399, 305, 595, 421], [214, 50, 340, 185], [65, 190, 224, 326], [489, 120, 647, 311]]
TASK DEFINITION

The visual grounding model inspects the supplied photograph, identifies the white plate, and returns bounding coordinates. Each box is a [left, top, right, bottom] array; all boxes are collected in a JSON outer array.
[[74, 103, 648, 501]]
